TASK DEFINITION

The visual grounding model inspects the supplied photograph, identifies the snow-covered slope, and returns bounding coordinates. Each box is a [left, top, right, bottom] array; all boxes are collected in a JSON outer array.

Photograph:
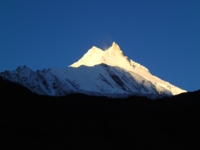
[[0, 42, 186, 99]]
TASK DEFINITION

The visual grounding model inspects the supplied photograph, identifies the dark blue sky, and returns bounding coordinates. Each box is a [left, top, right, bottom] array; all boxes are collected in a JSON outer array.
[[1, 0, 200, 91]]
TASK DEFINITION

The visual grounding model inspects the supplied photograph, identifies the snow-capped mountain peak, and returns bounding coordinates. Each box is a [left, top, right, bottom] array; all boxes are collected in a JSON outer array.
[[62, 42, 186, 97], [106, 42, 124, 55], [70, 42, 129, 68], [70, 46, 104, 68], [0, 42, 186, 99], [70, 42, 150, 78]]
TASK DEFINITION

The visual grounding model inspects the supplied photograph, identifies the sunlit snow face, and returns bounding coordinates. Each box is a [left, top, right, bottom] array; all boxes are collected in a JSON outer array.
[[68, 42, 186, 96]]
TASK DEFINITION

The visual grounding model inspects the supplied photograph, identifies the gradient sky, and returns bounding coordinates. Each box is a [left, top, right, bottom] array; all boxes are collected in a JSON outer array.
[[0, 0, 200, 92]]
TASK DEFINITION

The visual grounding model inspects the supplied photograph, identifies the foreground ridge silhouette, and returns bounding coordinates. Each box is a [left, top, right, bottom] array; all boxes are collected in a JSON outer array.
[[0, 77, 200, 150]]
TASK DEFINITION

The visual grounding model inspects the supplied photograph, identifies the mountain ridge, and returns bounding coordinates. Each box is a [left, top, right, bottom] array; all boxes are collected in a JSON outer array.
[[0, 42, 186, 99], [1, 76, 200, 150]]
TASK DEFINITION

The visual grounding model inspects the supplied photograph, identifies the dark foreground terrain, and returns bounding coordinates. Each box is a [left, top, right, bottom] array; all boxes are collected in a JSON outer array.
[[1, 77, 200, 150]]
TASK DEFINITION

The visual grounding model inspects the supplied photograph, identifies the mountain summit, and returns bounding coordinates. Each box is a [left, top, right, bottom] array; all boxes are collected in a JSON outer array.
[[70, 42, 127, 68], [0, 42, 186, 99], [70, 42, 149, 74]]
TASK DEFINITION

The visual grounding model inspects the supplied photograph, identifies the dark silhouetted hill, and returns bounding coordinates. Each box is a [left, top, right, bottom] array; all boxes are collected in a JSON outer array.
[[0, 77, 200, 150]]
